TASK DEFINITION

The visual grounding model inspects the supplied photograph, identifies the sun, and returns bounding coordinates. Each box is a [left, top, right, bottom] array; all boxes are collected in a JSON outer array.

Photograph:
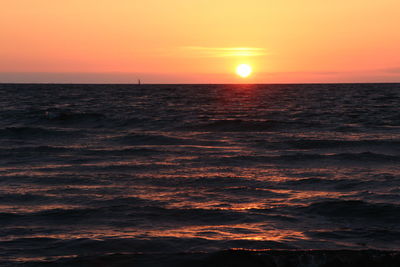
[[236, 64, 252, 78]]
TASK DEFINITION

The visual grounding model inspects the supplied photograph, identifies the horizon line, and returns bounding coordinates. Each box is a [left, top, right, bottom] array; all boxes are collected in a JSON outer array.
[[1, 82, 399, 85]]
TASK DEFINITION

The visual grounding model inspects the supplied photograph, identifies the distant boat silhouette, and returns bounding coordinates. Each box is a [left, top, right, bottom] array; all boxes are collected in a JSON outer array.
[[138, 79, 141, 85]]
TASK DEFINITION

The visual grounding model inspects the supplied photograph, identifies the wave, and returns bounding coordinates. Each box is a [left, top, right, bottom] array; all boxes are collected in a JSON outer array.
[[279, 152, 400, 162], [0, 127, 76, 139], [0, 193, 53, 204], [182, 119, 294, 132], [306, 229, 400, 242], [110, 133, 193, 145], [0, 145, 73, 155], [44, 110, 107, 125], [0, 146, 165, 165], [211, 186, 291, 198], [303, 200, 400, 222], [208, 152, 400, 166], [43, 109, 152, 129], [85, 147, 166, 156], [282, 178, 369, 191], [285, 139, 400, 149], [0, 206, 284, 228]]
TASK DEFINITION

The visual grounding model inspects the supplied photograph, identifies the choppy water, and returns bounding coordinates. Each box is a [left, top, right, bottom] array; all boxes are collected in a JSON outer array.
[[0, 83, 400, 265]]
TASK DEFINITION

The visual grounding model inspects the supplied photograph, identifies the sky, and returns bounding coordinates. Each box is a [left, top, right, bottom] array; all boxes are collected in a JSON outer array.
[[1, 0, 400, 83]]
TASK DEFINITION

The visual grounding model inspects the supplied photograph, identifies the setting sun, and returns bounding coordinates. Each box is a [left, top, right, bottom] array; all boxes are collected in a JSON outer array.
[[236, 64, 252, 78]]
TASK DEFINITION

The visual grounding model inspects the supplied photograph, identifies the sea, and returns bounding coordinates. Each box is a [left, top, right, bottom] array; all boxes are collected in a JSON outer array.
[[0, 83, 400, 266]]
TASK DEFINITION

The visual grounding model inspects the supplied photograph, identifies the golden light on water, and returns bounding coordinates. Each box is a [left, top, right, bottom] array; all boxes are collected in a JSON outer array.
[[236, 64, 252, 78]]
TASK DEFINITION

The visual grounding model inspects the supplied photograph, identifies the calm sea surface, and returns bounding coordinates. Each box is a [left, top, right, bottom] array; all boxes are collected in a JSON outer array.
[[0, 83, 400, 265]]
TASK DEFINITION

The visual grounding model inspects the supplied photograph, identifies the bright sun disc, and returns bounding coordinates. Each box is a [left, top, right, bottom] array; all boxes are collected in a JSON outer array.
[[236, 64, 252, 78]]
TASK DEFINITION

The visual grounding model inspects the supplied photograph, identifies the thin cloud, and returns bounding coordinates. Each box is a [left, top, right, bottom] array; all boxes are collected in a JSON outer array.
[[380, 67, 400, 74], [181, 46, 268, 57]]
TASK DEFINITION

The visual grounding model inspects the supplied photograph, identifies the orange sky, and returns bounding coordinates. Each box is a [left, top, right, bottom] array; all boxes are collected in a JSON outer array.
[[1, 0, 399, 83]]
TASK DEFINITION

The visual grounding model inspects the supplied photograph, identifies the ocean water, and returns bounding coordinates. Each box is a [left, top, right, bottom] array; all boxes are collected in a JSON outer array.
[[0, 83, 400, 265]]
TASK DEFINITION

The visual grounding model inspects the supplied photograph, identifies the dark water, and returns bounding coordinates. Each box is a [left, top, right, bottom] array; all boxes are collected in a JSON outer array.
[[0, 83, 399, 265]]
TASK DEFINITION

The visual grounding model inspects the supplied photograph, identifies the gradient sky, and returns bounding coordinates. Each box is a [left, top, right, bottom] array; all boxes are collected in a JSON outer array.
[[1, 0, 400, 83]]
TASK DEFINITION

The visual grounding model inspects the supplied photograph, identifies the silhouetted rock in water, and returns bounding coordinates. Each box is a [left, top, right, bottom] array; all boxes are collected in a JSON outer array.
[[24, 250, 400, 267]]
